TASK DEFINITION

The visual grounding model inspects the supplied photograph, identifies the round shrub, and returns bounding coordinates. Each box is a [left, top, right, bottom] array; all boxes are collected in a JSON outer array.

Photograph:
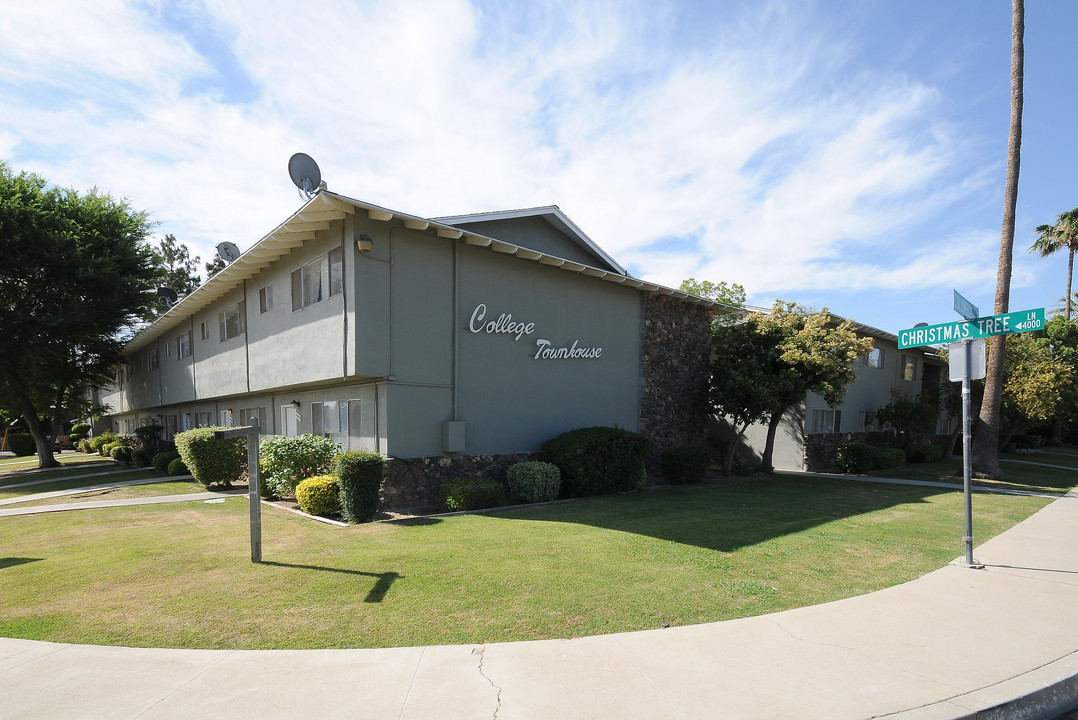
[[334, 450, 385, 523], [258, 434, 339, 499], [90, 432, 117, 455], [659, 446, 712, 485], [167, 457, 189, 476], [77, 438, 93, 454], [130, 448, 153, 467], [906, 444, 943, 464], [152, 451, 180, 473], [175, 427, 246, 489], [836, 442, 906, 473], [296, 475, 342, 517], [101, 441, 122, 458], [68, 423, 91, 444], [440, 476, 505, 512], [507, 461, 561, 504], [110, 445, 132, 463], [539, 426, 649, 497], [5, 433, 36, 456]]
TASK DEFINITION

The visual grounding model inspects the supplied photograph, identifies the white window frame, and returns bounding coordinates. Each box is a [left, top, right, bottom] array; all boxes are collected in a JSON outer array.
[[864, 347, 883, 368], [148, 348, 159, 372], [219, 300, 246, 342], [811, 408, 841, 434], [291, 247, 343, 312], [900, 353, 918, 382], [259, 284, 273, 314], [177, 331, 191, 360]]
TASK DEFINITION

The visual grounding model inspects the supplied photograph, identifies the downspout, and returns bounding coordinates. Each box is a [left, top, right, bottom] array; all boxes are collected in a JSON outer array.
[[341, 217, 349, 380], [453, 237, 459, 421], [243, 279, 251, 393]]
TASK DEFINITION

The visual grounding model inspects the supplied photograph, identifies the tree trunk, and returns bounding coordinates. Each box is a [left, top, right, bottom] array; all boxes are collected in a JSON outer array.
[[1067, 246, 1074, 321], [1050, 415, 1064, 446], [762, 409, 783, 470], [973, 0, 1023, 480], [13, 392, 58, 469], [724, 424, 749, 477]]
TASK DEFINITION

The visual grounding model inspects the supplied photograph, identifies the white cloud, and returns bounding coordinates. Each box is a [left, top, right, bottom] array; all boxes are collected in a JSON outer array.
[[0, 0, 1006, 306]]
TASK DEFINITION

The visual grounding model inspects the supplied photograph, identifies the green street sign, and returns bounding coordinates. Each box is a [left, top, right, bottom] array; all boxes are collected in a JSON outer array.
[[898, 308, 1045, 349]]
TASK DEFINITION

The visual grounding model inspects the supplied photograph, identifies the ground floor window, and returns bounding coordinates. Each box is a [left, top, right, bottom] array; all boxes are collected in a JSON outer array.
[[811, 408, 841, 434], [857, 410, 876, 431], [312, 400, 348, 447], [239, 406, 267, 430]]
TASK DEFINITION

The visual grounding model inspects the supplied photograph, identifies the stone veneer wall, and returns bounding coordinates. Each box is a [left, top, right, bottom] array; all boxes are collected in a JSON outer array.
[[380, 452, 539, 512], [638, 294, 713, 474], [804, 432, 870, 472]]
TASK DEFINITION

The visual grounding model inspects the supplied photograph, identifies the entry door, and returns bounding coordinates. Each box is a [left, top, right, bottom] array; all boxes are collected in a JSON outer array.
[[282, 405, 299, 437]]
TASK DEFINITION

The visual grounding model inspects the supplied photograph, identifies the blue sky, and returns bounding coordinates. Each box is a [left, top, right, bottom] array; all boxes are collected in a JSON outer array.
[[1, 0, 1074, 335]]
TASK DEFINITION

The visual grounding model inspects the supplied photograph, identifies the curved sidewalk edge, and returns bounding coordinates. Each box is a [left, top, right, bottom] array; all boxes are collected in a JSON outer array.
[[1, 494, 1076, 719]]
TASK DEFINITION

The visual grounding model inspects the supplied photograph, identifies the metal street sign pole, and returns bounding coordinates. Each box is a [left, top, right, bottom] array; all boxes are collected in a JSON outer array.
[[959, 340, 982, 568], [214, 419, 262, 563]]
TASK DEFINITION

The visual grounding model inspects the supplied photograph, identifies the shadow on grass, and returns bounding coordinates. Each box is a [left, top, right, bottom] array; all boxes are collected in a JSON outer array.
[[487, 475, 956, 553], [386, 517, 443, 527], [260, 561, 401, 603], [0, 557, 42, 569]]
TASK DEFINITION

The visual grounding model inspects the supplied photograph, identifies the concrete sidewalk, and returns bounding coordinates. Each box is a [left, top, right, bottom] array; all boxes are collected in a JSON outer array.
[[1, 490, 1077, 718]]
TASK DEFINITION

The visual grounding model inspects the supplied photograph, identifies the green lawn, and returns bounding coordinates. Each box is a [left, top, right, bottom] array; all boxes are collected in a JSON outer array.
[[869, 455, 1077, 495], [0, 467, 160, 499], [6, 478, 208, 508], [0, 475, 1054, 650], [0, 453, 112, 475]]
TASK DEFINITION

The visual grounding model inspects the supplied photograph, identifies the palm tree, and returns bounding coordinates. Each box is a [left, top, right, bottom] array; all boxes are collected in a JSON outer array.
[[1031, 208, 1078, 320], [974, 0, 1024, 480]]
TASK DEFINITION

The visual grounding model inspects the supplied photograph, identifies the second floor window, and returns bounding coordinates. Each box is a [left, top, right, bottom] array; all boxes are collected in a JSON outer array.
[[177, 331, 191, 359], [292, 247, 343, 311], [219, 301, 246, 341], [148, 348, 159, 372], [864, 347, 883, 368]]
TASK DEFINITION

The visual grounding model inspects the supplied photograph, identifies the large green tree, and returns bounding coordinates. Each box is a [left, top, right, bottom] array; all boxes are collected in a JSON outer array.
[[680, 278, 746, 326], [710, 315, 786, 476], [974, 0, 1024, 479], [0, 164, 161, 467], [1030, 208, 1078, 321], [151, 233, 201, 317], [756, 302, 874, 469]]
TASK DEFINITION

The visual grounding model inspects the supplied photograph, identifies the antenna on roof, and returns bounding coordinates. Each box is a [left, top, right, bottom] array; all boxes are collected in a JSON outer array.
[[288, 153, 324, 199], [216, 241, 241, 264], [157, 287, 179, 307]]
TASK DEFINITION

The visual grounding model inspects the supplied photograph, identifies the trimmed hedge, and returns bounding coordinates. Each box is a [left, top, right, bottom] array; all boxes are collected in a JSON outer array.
[[175, 427, 246, 488], [110, 445, 132, 463], [660, 446, 712, 485], [440, 476, 505, 512], [296, 475, 342, 517], [258, 434, 339, 499], [152, 451, 181, 473], [334, 451, 385, 523], [5, 433, 35, 456], [130, 448, 153, 467], [906, 444, 944, 464], [507, 461, 561, 504], [101, 441, 123, 458], [836, 442, 906, 473], [167, 457, 189, 476], [90, 432, 117, 455], [539, 426, 648, 497]]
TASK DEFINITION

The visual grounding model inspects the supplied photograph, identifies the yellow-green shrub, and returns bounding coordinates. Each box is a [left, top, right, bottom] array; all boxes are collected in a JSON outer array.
[[296, 475, 342, 517]]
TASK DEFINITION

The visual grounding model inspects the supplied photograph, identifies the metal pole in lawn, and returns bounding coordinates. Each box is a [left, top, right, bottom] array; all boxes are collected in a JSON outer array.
[[215, 420, 262, 563], [961, 340, 982, 568]]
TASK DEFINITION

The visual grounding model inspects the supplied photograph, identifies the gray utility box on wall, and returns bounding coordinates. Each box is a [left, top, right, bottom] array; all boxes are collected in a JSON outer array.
[[443, 421, 466, 453]]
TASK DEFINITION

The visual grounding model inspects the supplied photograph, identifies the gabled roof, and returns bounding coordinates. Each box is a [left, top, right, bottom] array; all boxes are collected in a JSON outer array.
[[124, 191, 733, 353], [432, 206, 629, 276]]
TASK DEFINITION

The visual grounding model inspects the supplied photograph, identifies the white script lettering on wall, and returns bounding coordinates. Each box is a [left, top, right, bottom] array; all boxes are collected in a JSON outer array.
[[534, 339, 602, 360], [468, 303, 535, 341], [468, 303, 603, 360]]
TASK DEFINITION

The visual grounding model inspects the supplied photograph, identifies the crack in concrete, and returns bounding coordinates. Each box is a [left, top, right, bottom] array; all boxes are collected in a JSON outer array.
[[472, 646, 503, 720]]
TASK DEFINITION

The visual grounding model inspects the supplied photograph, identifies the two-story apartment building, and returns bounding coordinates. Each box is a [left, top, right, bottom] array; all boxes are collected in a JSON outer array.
[[738, 320, 948, 471], [101, 191, 724, 476]]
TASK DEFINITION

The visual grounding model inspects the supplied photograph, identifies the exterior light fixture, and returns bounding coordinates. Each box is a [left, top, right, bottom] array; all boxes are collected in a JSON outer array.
[[356, 233, 373, 253], [289, 400, 300, 409]]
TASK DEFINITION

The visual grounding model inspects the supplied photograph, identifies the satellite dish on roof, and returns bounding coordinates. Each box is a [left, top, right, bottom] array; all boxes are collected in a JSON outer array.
[[157, 287, 179, 307], [288, 153, 323, 198], [217, 241, 241, 264]]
